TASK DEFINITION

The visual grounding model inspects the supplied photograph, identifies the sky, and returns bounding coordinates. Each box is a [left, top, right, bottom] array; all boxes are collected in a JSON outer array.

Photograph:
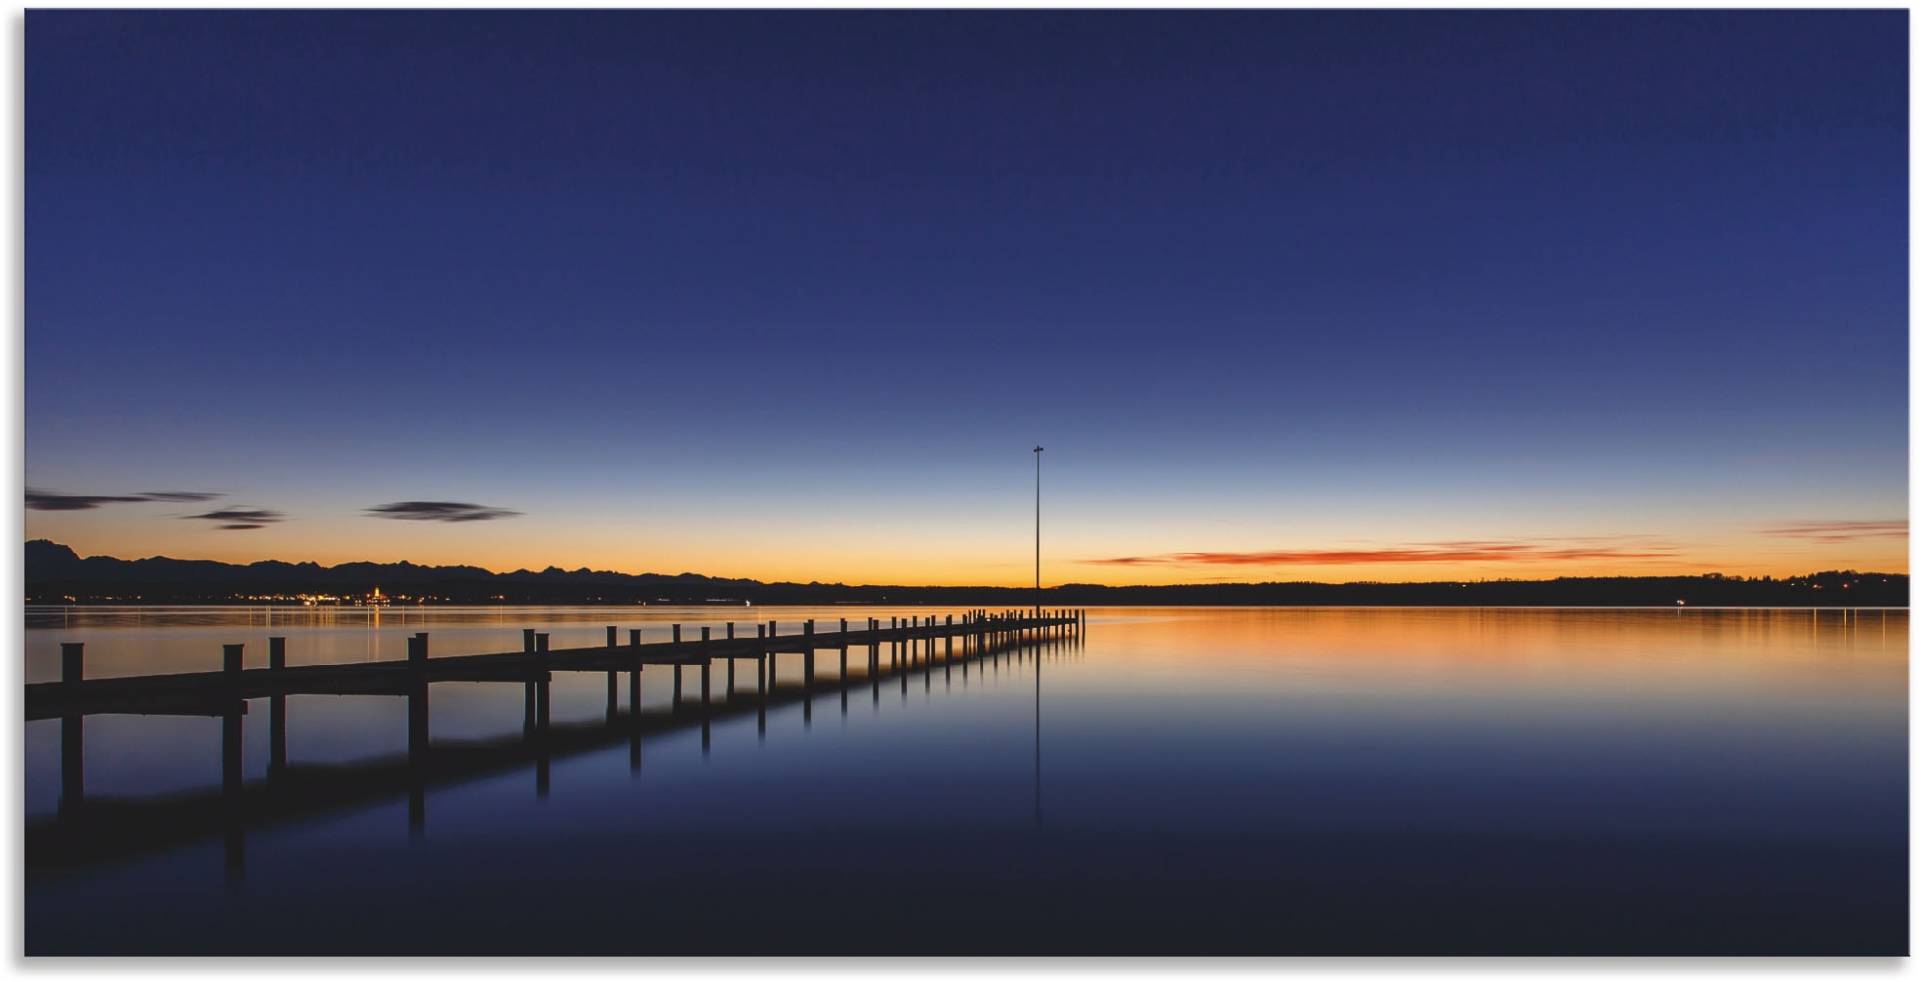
[[24, 10, 1909, 586]]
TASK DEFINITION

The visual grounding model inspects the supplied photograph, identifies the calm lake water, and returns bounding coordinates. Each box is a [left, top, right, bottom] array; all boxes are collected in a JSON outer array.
[[24, 605, 1908, 955]]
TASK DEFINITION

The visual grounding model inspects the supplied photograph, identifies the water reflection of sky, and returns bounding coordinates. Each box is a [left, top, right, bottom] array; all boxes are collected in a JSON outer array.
[[25, 606, 1908, 954]]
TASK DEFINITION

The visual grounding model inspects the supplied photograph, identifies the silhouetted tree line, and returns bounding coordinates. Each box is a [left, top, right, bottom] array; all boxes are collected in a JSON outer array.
[[24, 541, 1906, 606]]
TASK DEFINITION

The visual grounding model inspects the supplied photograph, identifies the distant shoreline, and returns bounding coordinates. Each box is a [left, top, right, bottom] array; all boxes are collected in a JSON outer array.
[[25, 540, 1907, 608], [24, 601, 1912, 611]]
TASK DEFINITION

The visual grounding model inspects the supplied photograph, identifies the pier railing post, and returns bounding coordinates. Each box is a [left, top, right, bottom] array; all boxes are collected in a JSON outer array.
[[804, 620, 815, 687], [628, 629, 643, 720], [521, 629, 538, 735], [268, 637, 287, 780], [407, 646, 429, 834], [533, 633, 551, 731], [604, 626, 620, 716], [756, 623, 767, 702], [220, 641, 246, 879], [221, 644, 244, 800], [61, 642, 83, 687], [59, 642, 83, 816], [669, 624, 683, 708]]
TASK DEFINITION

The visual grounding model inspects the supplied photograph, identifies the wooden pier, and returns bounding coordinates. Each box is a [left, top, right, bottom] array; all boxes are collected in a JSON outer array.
[[27, 609, 1084, 875]]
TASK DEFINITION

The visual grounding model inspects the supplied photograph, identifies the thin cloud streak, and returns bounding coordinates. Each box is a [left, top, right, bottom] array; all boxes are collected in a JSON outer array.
[[183, 507, 285, 530], [1758, 520, 1907, 544], [27, 488, 224, 511], [1083, 539, 1680, 567], [366, 501, 521, 522], [138, 491, 223, 503]]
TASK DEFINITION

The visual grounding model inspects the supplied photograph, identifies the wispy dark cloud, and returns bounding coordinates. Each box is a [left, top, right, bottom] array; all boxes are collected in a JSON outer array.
[[137, 491, 223, 503], [1758, 520, 1907, 544], [183, 507, 285, 530], [1082, 538, 1679, 567], [27, 488, 224, 511], [366, 501, 521, 523]]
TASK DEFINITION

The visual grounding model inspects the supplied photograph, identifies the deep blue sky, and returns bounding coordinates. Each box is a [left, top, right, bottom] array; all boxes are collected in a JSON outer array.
[[25, 10, 1909, 583]]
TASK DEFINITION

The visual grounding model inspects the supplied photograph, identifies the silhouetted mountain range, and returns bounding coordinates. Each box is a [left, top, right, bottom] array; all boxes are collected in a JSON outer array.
[[23, 540, 1907, 606]]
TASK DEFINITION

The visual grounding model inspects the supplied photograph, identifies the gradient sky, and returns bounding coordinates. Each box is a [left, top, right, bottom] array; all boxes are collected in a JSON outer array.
[[25, 10, 1909, 586]]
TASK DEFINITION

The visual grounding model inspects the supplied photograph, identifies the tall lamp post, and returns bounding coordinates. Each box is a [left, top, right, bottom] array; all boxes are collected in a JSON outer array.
[[1032, 445, 1044, 831], [1033, 445, 1043, 618]]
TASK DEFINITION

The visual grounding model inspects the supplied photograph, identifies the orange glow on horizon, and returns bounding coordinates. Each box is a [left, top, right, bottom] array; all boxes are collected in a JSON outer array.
[[24, 511, 1909, 588]]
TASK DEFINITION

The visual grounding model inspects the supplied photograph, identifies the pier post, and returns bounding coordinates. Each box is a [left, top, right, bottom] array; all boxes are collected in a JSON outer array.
[[756, 624, 768, 698], [701, 627, 713, 709], [268, 637, 287, 780], [222, 644, 244, 800], [804, 620, 815, 688], [62, 641, 83, 686], [523, 629, 538, 735], [755, 625, 768, 739], [606, 626, 619, 717], [215, 633, 246, 873], [669, 625, 684, 710], [59, 642, 83, 815], [524, 677, 537, 735], [628, 629, 643, 718], [534, 634, 551, 731], [534, 634, 552, 798], [407, 674, 428, 754], [407, 675, 428, 834]]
